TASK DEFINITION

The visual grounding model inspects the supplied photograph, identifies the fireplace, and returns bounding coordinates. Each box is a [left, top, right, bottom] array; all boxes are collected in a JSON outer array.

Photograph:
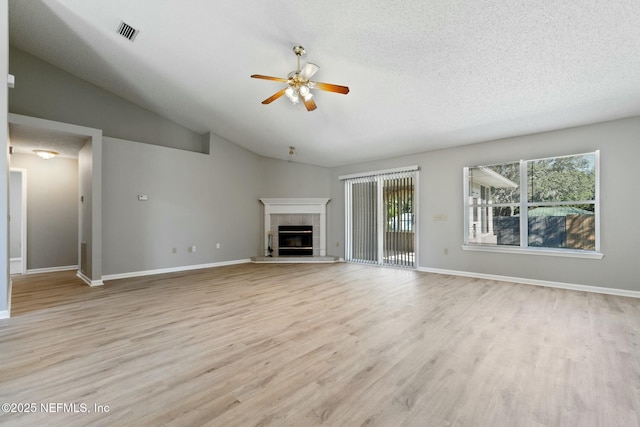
[[260, 198, 330, 257], [278, 225, 313, 256]]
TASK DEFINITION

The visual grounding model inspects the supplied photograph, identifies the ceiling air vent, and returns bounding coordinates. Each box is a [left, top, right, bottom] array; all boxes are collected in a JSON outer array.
[[117, 21, 139, 41]]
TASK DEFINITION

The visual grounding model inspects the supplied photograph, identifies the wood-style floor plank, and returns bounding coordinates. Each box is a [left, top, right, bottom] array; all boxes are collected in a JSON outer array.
[[0, 263, 638, 426]]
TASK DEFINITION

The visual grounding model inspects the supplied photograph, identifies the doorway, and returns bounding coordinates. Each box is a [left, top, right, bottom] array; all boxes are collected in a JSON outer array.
[[9, 154, 80, 273], [7, 113, 103, 287]]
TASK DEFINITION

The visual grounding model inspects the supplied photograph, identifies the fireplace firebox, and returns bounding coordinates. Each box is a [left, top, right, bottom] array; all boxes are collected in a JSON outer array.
[[278, 225, 313, 256]]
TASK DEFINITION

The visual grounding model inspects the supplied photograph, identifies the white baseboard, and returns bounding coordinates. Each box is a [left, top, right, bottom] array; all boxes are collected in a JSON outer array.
[[7, 278, 11, 317], [10, 258, 22, 275], [102, 259, 251, 282], [417, 267, 640, 299], [26, 265, 78, 274], [0, 278, 9, 319], [77, 271, 104, 287]]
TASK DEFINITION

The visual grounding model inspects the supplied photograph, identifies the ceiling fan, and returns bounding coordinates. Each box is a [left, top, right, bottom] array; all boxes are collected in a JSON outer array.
[[251, 46, 350, 112]]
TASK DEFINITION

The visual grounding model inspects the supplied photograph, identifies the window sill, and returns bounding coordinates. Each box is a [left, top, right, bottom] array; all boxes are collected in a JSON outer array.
[[461, 244, 604, 259]]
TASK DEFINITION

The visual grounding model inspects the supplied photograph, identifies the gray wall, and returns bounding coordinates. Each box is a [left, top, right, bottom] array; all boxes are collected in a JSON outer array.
[[329, 117, 640, 292], [260, 158, 331, 198], [10, 153, 78, 270], [102, 133, 262, 275], [9, 47, 205, 154]]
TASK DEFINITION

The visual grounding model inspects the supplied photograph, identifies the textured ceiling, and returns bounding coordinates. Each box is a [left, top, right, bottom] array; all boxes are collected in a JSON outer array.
[[9, 123, 88, 159], [8, 0, 640, 167]]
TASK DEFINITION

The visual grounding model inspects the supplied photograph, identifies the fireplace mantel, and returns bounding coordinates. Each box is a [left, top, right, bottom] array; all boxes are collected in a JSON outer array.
[[260, 198, 330, 256]]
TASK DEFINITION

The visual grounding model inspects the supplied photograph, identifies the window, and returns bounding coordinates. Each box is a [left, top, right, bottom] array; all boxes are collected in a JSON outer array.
[[463, 151, 600, 258]]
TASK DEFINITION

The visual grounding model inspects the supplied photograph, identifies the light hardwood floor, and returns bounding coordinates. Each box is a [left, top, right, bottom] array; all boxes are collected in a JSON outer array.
[[0, 263, 638, 426]]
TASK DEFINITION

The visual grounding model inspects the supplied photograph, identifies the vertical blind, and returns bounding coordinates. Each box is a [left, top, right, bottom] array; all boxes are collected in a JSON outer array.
[[343, 167, 417, 268], [383, 172, 415, 267], [346, 176, 378, 263]]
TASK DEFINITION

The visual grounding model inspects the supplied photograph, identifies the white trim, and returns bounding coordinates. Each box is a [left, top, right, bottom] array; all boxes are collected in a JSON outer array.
[[519, 159, 528, 247], [594, 150, 601, 252], [464, 151, 600, 253], [9, 258, 22, 275], [463, 167, 469, 245], [461, 244, 604, 259], [251, 258, 342, 264], [413, 170, 420, 265], [26, 265, 79, 274], [102, 259, 251, 281], [259, 198, 330, 206], [339, 165, 419, 181], [77, 271, 104, 287], [417, 266, 640, 299], [344, 182, 352, 261], [3, 278, 12, 319]]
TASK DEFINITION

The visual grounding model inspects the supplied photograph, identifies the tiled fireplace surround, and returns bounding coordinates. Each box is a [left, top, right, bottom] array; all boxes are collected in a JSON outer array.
[[260, 198, 329, 257]]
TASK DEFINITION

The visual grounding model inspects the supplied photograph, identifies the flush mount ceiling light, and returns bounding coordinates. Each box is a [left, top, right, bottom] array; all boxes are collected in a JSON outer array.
[[34, 149, 58, 160], [251, 45, 350, 111]]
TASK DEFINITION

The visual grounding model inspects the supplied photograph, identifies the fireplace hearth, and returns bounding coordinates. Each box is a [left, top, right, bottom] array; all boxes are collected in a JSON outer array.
[[278, 225, 313, 256]]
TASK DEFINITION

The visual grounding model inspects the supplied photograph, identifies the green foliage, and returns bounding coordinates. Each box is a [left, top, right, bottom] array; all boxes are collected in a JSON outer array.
[[473, 154, 595, 211], [486, 162, 520, 205], [384, 178, 414, 231], [528, 154, 595, 203]]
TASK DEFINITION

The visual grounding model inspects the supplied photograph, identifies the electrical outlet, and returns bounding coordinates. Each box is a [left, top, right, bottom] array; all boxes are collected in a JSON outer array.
[[189, 245, 196, 253], [216, 243, 221, 249]]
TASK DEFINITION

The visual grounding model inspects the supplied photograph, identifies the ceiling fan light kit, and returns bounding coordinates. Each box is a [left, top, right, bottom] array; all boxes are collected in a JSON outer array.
[[251, 46, 349, 112]]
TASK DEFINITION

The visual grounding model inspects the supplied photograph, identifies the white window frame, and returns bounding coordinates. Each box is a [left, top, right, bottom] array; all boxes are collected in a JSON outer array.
[[462, 151, 603, 259]]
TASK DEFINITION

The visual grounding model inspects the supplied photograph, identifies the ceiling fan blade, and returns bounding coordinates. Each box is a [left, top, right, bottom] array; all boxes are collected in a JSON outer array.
[[261, 88, 287, 104], [251, 74, 289, 83], [299, 63, 319, 80], [311, 81, 350, 95], [303, 96, 317, 112]]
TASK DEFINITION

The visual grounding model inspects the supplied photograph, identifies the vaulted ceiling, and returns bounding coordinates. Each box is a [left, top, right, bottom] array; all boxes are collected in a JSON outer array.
[[8, 0, 640, 167]]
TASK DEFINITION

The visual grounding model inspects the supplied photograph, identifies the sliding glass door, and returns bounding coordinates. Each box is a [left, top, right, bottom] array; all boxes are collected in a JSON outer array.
[[344, 168, 417, 267]]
